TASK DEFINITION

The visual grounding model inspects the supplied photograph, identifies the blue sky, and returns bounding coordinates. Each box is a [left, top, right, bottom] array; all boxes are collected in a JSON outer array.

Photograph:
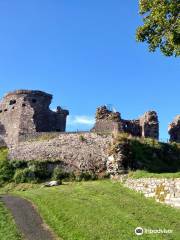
[[0, 0, 179, 140]]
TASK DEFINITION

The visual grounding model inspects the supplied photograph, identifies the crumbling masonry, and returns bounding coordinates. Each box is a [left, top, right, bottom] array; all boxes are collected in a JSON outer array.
[[0, 90, 179, 146], [91, 106, 159, 139], [168, 115, 180, 143], [0, 90, 69, 145]]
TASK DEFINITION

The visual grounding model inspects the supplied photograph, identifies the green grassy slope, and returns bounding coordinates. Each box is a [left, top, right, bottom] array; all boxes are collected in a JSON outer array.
[[0, 201, 21, 240], [110, 134, 180, 173], [16, 181, 180, 240]]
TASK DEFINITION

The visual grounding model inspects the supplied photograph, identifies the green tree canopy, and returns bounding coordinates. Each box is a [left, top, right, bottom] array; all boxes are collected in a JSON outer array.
[[136, 0, 180, 57]]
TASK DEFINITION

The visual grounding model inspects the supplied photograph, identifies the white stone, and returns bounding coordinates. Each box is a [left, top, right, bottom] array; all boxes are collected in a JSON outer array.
[[44, 181, 61, 187]]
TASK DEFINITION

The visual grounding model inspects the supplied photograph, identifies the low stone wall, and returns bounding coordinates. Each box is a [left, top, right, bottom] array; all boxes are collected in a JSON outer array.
[[122, 178, 180, 208], [9, 133, 112, 174]]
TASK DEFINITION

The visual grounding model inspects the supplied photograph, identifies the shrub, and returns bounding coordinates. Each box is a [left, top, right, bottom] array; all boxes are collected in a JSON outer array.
[[69, 172, 76, 181], [11, 160, 28, 169], [79, 135, 86, 142], [52, 167, 70, 181], [28, 161, 51, 180], [0, 148, 15, 184], [13, 168, 36, 183], [110, 134, 180, 173], [75, 171, 98, 181]]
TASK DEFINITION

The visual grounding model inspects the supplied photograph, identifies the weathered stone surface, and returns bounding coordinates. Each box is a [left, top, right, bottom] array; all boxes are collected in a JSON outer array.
[[106, 142, 131, 175], [9, 133, 112, 174], [95, 106, 121, 122], [92, 106, 159, 139], [0, 90, 69, 145], [168, 115, 180, 143], [91, 106, 123, 133], [139, 111, 159, 139]]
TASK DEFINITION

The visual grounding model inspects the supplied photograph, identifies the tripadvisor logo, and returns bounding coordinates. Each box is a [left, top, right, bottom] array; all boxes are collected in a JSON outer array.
[[135, 227, 144, 236], [135, 227, 173, 236]]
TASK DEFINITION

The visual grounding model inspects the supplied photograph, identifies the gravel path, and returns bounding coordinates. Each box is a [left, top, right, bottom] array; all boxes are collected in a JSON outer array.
[[0, 195, 56, 240]]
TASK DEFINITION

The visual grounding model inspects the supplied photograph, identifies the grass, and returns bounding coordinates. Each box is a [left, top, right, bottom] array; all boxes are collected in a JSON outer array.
[[128, 170, 180, 179], [0, 147, 8, 161], [0, 144, 180, 239], [0, 201, 21, 240], [12, 180, 180, 240], [110, 134, 180, 173], [28, 133, 59, 142]]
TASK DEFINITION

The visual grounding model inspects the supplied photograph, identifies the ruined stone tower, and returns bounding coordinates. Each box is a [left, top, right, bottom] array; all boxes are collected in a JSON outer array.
[[168, 115, 180, 143], [0, 90, 69, 145]]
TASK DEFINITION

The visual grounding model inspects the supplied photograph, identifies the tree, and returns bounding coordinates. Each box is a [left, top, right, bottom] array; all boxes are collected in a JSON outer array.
[[136, 0, 180, 57]]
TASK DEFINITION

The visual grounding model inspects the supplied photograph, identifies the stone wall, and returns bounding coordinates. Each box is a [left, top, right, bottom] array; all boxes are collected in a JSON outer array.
[[121, 177, 180, 208], [9, 133, 112, 174], [9, 131, 180, 174]]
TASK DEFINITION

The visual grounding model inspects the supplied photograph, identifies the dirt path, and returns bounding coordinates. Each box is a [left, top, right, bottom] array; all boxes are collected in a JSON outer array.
[[0, 195, 56, 240]]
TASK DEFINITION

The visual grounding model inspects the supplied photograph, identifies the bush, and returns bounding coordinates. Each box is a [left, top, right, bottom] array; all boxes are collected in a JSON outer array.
[[110, 134, 180, 173], [52, 167, 70, 181], [79, 135, 87, 142], [69, 172, 76, 181], [28, 161, 51, 180], [13, 168, 36, 183], [11, 160, 28, 169], [75, 171, 98, 181], [0, 148, 15, 184]]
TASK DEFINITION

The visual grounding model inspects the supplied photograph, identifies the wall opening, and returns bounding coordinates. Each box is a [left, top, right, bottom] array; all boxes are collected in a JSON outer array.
[[32, 99, 37, 103], [9, 100, 16, 105]]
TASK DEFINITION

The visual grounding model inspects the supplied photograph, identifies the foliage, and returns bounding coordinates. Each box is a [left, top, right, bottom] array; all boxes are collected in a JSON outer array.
[[28, 161, 51, 180], [52, 167, 70, 181], [0, 148, 52, 184], [75, 171, 98, 181], [129, 138, 180, 172], [16, 181, 180, 240], [79, 135, 87, 142], [13, 168, 36, 184], [52, 168, 98, 182], [10, 160, 28, 169], [136, 0, 180, 56], [110, 134, 180, 173], [0, 148, 15, 184]]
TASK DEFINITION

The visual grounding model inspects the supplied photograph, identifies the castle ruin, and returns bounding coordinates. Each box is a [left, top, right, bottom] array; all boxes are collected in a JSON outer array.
[[91, 106, 159, 139], [0, 90, 179, 146], [0, 90, 69, 145], [168, 115, 180, 143]]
